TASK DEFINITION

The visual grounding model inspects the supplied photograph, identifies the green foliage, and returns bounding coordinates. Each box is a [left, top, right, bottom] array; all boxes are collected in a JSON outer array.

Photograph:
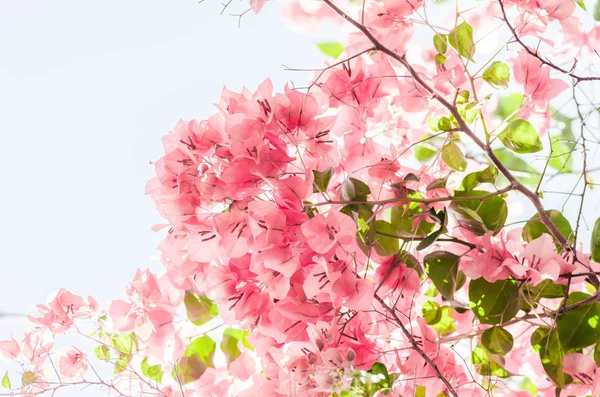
[[493, 148, 537, 174], [431, 306, 455, 335], [175, 335, 216, 385], [94, 345, 110, 361], [591, 217, 600, 262], [344, 362, 393, 396], [441, 141, 467, 172], [316, 42, 345, 58], [313, 167, 335, 192], [548, 139, 573, 173], [449, 190, 508, 235], [481, 326, 514, 355], [438, 116, 453, 131], [471, 344, 512, 378], [460, 165, 498, 192], [531, 292, 600, 385], [494, 94, 523, 120], [415, 145, 437, 162], [416, 209, 448, 251], [471, 344, 511, 378], [448, 22, 475, 61], [595, 0, 600, 20], [526, 280, 567, 300], [373, 220, 400, 256], [424, 251, 460, 301], [522, 209, 573, 246], [340, 177, 371, 202], [184, 291, 219, 326], [141, 357, 164, 383], [221, 328, 253, 365], [557, 292, 600, 349], [469, 278, 521, 325], [482, 61, 510, 89], [433, 33, 447, 54], [389, 196, 435, 239], [112, 333, 137, 355], [498, 119, 543, 154], [531, 327, 572, 387], [422, 300, 442, 325], [1, 373, 10, 389]]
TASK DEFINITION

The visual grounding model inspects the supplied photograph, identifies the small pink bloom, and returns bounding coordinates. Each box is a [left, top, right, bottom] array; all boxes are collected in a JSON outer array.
[[0, 337, 20, 361], [59, 348, 88, 379]]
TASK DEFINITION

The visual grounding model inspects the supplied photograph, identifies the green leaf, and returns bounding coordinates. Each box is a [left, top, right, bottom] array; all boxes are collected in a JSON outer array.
[[221, 328, 253, 365], [422, 300, 442, 325], [482, 61, 510, 89], [141, 358, 164, 383], [112, 333, 137, 355], [481, 326, 514, 355], [340, 177, 371, 202], [557, 292, 600, 349], [184, 291, 219, 326], [433, 33, 448, 54], [494, 94, 524, 120], [431, 306, 455, 335], [591, 217, 600, 262], [114, 360, 128, 374], [499, 119, 543, 154], [1, 373, 10, 389], [527, 280, 567, 300], [438, 116, 453, 131], [316, 42, 345, 59], [469, 278, 521, 325], [176, 335, 216, 384], [577, 0, 586, 10], [435, 53, 447, 71], [522, 209, 573, 246], [448, 22, 476, 61], [494, 148, 537, 174], [548, 138, 573, 173], [449, 190, 508, 235], [415, 145, 437, 162], [313, 167, 335, 193], [389, 196, 436, 240], [426, 174, 451, 191], [416, 209, 448, 251], [457, 90, 470, 104], [441, 141, 467, 172], [594, 343, 600, 366], [424, 251, 460, 301], [373, 220, 400, 256], [471, 344, 511, 378], [460, 165, 498, 192], [531, 327, 572, 386], [94, 345, 110, 361], [595, 0, 600, 20]]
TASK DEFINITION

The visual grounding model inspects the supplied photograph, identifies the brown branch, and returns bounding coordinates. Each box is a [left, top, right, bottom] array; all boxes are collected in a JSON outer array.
[[309, 185, 514, 207], [320, 0, 580, 259], [374, 294, 459, 397]]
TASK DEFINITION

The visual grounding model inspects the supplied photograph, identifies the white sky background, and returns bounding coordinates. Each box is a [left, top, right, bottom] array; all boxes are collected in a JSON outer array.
[[1, 0, 599, 396], [0, 2, 327, 394], [0, 0, 329, 315]]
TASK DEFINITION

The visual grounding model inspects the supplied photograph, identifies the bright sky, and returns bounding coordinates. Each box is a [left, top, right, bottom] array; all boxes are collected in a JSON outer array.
[[0, 2, 328, 394], [1, 1, 599, 396]]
